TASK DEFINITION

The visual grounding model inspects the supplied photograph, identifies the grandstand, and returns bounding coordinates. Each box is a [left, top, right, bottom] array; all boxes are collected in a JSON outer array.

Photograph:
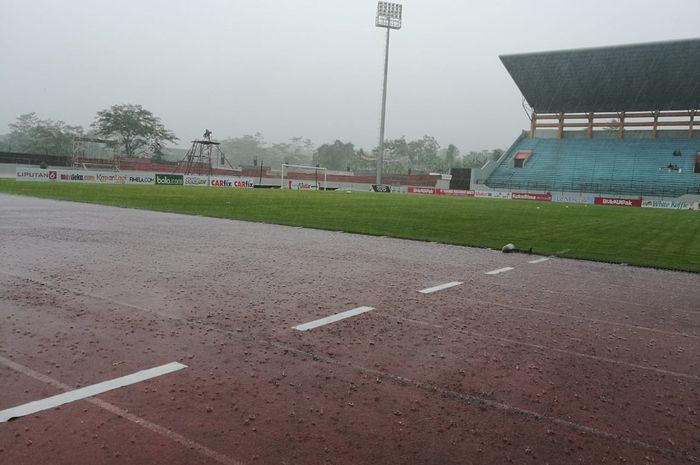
[[480, 39, 700, 198]]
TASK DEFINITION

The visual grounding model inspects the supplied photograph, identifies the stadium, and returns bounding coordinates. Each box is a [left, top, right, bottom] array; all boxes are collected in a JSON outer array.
[[1, 27, 699, 465], [6, 39, 700, 210], [480, 38, 700, 201]]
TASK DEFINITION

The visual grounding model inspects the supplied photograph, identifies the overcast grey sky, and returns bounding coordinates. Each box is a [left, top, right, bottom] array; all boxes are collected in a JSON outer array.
[[2, 0, 700, 152]]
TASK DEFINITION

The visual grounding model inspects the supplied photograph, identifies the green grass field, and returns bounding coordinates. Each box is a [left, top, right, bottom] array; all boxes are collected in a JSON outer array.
[[1, 179, 699, 272]]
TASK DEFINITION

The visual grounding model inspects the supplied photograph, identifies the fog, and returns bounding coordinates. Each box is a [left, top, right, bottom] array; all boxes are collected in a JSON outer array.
[[1, 0, 699, 152]]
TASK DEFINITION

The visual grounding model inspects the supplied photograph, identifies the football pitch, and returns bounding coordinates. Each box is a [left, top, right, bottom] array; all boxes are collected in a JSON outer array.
[[0, 179, 698, 272]]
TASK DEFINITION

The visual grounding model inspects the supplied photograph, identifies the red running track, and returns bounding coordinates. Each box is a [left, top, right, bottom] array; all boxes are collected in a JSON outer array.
[[0, 194, 698, 464]]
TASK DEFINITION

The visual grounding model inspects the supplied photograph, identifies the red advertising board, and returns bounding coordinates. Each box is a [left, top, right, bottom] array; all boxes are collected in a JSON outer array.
[[407, 187, 476, 197], [512, 192, 552, 202], [408, 186, 439, 195], [594, 197, 642, 207], [442, 189, 475, 197]]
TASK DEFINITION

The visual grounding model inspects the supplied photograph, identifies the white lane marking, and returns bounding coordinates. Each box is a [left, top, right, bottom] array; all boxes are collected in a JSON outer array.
[[0, 273, 690, 463], [0, 362, 186, 423], [418, 281, 463, 294], [0, 356, 244, 465], [293, 306, 374, 331], [528, 257, 550, 264], [485, 267, 514, 275]]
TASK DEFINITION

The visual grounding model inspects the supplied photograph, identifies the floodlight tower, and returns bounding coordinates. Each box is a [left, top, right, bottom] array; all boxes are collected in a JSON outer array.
[[375, 1, 402, 185]]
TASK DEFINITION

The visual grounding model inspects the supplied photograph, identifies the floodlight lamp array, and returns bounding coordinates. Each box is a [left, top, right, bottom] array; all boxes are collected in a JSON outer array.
[[376, 1, 402, 29]]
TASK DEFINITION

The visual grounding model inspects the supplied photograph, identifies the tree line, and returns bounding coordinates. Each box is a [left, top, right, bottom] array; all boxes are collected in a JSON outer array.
[[1, 105, 176, 160], [0, 104, 503, 173]]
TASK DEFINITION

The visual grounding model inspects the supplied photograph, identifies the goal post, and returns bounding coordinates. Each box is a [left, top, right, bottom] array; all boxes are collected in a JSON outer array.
[[280, 164, 328, 191]]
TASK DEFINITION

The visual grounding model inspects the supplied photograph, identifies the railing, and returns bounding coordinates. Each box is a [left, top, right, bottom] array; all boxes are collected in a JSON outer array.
[[485, 179, 698, 198]]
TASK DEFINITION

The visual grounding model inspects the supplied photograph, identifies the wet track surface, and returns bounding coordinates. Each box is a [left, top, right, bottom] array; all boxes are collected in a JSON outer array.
[[1, 194, 699, 464]]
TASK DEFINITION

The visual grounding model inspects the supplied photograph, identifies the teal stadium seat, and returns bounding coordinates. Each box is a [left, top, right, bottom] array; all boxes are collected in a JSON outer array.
[[485, 134, 700, 197]]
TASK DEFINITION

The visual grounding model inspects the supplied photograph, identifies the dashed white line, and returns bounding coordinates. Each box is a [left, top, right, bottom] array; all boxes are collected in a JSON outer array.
[[0, 362, 187, 423], [293, 306, 374, 331], [418, 281, 463, 294], [0, 355, 244, 465], [485, 267, 514, 275], [528, 257, 550, 264]]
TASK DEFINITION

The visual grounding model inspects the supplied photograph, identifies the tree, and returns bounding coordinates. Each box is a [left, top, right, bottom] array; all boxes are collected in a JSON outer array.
[[407, 135, 440, 169], [459, 149, 504, 168], [8, 112, 83, 156], [220, 133, 267, 166], [218, 134, 315, 168], [352, 148, 376, 173], [461, 151, 488, 168], [267, 137, 314, 167], [383, 137, 410, 162], [373, 135, 441, 172], [287, 136, 315, 165], [313, 140, 355, 170], [444, 144, 460, 167], [92, 104, 177, 158]]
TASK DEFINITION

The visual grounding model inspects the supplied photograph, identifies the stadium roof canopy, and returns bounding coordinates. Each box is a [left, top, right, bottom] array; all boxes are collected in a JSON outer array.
[[500, 38, 700, 114]]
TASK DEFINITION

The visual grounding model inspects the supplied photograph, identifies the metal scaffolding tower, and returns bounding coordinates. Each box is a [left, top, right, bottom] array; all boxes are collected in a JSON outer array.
[[174, 130, 236, 177], [180, 139, 219, 176]]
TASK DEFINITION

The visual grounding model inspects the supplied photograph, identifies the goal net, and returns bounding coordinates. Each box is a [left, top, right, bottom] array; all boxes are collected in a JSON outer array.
[[280, 164, 327, 191]]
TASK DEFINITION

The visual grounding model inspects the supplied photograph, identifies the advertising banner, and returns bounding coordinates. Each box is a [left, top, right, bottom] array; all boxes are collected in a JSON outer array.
[[126, 174, 155, 185], [594, 197, 642, 207], [441, 189, 475, 197], [94, 173, 128, 184], [155, 173, 184, 186], [407, 187, 507, 198], [512, 192, 552, 202], [184, 175, 209, 186], [210, 177, 255, 188], [18, 168, 151, 185], [552, 194, 595, 205], [407, 186, 438, 195], [16, 167, 54, 182], [473, 191, 512, 199], [59, 172, 96, 183], [287, 180, 319, 190], [371, 184, 392, 193], [641, 199, 692, 210]]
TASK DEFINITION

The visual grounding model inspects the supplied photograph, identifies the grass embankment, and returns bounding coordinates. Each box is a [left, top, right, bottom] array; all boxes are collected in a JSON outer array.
[[1, 179, 698, 272]]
